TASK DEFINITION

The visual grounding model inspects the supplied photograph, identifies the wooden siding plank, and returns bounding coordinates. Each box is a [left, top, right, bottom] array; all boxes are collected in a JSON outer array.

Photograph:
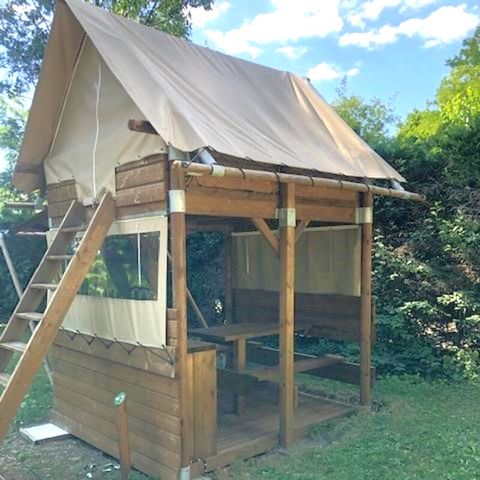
[[53, 331, 175, 378], [50, 345, 179, 398], [52, 412, 179, 480], [52, 369, 181, 434]]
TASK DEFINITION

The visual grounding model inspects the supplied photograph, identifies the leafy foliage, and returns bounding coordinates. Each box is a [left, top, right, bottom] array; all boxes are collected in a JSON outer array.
[[332, 79, 399, 149], [0, 0, 213, 95]]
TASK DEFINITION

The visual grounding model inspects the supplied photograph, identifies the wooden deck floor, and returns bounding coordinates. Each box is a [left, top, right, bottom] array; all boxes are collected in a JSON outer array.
[[192, 394, 354, 475]]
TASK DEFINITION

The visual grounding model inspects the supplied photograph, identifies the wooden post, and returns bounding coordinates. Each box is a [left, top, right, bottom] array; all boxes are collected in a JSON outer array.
[[360, 192, 373, 406], [114, 392, 131, 480], [233, 338, 247, 414], [169, 162, 191, 472], [224, 228, 233, 324], [279, 183, 295, 448]]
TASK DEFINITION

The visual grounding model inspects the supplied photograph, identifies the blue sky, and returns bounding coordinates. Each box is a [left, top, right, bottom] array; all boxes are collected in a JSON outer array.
[[189, 0, 479, 119]]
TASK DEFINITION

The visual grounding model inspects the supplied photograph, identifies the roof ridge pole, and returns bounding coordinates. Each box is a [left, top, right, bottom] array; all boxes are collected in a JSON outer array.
[[169, 161, 191, 476], [278, 182, 296, 448]]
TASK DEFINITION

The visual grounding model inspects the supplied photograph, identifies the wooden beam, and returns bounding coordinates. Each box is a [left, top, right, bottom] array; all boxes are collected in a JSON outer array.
[[175, 160, 426, 203], [169, 162, 191, 467], [360, 193, 373, 406], [294, 219, 311, 242], [279, 182, 295, 448], [233, 338, 247, 414], [224, 229, 234, 323], [128, 119, 158, 135], [251, 218, 279, 255]]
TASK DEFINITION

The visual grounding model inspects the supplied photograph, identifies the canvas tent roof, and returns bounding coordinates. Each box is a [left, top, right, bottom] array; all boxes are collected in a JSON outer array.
[[13, 0, 405, 193]]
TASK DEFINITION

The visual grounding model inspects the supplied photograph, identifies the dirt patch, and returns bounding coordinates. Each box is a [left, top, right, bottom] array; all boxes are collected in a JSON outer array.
[[0, 429, 149, 480]]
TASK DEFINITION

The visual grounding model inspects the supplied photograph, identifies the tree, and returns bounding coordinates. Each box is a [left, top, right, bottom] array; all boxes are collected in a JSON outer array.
[[446, 25, 480, 68], [332, 78, 399, 150], [0, 0, 214, 96]]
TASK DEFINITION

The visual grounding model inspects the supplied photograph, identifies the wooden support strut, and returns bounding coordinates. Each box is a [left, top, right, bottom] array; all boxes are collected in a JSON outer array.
[[251, 218, 279, 255], [278, 183, 296, 448], [359, 192, 373, 406]]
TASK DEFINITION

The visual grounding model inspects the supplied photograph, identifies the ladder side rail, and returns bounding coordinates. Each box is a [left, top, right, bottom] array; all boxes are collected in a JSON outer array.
[[0, 193, 115, 440], [0, 201, 84, 348]]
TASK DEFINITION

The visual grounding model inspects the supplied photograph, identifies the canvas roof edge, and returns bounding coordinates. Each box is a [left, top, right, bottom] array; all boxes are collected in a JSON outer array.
[[13, 0, 406, 194], [13, 1, 85, 193]]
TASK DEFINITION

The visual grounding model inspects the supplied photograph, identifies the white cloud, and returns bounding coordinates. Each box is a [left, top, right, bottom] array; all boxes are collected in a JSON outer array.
[[346, 0, 437, 27], [189, 1, 231, 28], [205, 0, 343, 58], [276, 46, 308, 60], [307, 62, 361, 82], [340, 5, 479, 48]]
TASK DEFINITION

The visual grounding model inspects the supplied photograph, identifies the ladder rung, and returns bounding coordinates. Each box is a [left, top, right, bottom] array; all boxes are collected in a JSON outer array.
[[30, 283, 58, 291], [0, 373, 11, 388], [61, 225, 86, 233], [46, 255, 73, 261], [16, 312, 43, 322], [0, 341, 27, 353]]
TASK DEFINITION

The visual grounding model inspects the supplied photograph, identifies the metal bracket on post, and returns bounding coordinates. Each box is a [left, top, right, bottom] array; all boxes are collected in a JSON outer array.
[[278, 208, 296, 228], [178, 466, 191, 480], [355, 207, 373, 224], [169, 190, 186, 214]]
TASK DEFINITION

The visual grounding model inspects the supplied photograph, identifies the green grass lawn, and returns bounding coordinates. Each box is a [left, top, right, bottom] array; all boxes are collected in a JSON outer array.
[[1, 368, 479, 479], [216, 376, 480, 480]]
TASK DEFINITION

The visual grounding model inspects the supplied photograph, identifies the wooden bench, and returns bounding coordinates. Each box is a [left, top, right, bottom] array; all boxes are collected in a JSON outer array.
[[244, 354, 345, 382], [190, 323, 345, 414]]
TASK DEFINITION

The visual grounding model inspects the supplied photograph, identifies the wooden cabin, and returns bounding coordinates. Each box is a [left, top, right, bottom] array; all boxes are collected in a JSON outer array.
[[0, 1, 424, 478]]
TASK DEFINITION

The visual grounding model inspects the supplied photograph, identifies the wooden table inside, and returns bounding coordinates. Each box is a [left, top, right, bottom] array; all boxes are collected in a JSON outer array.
[[190, 322, 280, 414]]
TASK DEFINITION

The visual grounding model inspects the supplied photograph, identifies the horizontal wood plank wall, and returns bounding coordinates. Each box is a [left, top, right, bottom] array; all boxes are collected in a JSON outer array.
[[186, 175, 278, 218], [115, 155, 167, 218], [234, 288, 362, 342], [50, 333, 181, 480], [296, 186, 358, 223], [47, 180, 78, 226], [185, 176, 358, 221]]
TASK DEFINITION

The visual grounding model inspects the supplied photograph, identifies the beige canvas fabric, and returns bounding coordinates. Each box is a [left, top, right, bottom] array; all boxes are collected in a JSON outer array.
[[47, 215, 168, 347], [233, 226, 361, 296], [13, 0, 404, 194], [44, 38, 167, 202]]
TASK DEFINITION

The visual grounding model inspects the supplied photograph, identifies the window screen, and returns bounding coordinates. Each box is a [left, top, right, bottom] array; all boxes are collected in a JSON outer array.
[[73, 232, 160, 300]]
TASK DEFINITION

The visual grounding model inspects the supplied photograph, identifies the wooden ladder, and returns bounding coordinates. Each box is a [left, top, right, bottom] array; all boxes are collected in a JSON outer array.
[[0, 192, 115, 440]]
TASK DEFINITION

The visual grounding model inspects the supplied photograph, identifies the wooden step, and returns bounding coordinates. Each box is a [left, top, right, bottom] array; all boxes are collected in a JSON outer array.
[[0, 341, 27, 353], [30, 283, 58, 291], [246, 354, 345, 382], [46, 255, 73, 261], [61, 225, 86, 233], [16, 312, 43, 322], [0, 373, 11, 388]]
